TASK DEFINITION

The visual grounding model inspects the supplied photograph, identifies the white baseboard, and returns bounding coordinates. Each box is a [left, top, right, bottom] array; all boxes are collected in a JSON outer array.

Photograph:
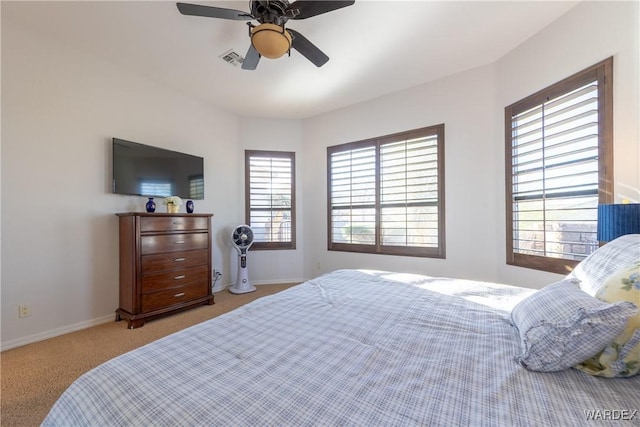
[[251, 278, 306, 286], [3, 279, 307, 350], [212, 278, 305, 293], [1, 314, 115, 352], [212, 283, 226, 293]]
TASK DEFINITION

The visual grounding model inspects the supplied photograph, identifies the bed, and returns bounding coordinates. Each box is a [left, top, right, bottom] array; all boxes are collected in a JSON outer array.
[[43, 235, 640, 426]]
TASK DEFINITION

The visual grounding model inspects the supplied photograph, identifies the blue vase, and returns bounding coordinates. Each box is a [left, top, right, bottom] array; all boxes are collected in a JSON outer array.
[[186, 200, 194, 214], [145, 198, 156, 213]]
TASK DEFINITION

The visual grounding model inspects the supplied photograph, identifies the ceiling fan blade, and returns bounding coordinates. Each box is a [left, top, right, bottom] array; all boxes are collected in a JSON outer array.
[[286, 1, 355, 20], [176, 3, 253, 20], [288, 29, 329, 67], [241, 45, 261, 70]]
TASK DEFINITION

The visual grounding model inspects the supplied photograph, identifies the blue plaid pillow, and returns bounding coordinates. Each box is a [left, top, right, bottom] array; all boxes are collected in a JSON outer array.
[[510, 278, 638, 372]]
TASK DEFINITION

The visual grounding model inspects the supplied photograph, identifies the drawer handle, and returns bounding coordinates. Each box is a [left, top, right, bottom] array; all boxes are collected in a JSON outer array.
[[174, 275, 186, 280], [172, 221, 183, 225], [174, 292, 186, 298], [174, 240, 185, 244], [174, 257, 186, 262]]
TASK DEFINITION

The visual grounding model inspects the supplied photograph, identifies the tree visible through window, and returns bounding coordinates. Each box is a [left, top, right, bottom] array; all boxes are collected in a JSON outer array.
[[245, 150, 296, 250], [505, 58, 613, 274], [327, 125, 445, 258]]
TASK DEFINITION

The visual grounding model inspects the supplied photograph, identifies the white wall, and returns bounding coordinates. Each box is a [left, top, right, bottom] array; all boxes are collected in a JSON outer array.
[[236, 117, 305, 285], [301, 1, 640, 289], [2, 1, 638, 350], [302, 65, 501, 282], [493, 0, 640, 286], [0, 20, 240, 349]]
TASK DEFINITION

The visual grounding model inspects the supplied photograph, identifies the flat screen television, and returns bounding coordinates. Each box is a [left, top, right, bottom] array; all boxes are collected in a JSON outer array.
[[112, 138, 204, 200]]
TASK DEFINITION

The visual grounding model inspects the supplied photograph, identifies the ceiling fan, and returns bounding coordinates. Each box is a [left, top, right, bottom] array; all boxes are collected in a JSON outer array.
[[177, 1, 355, 70]]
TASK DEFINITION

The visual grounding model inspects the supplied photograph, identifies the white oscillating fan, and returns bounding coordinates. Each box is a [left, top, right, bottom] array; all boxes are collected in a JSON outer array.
[[229, 224, 256, 294]]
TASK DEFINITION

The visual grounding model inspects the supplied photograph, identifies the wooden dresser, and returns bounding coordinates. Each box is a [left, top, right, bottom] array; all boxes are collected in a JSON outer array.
[[116, 212, 214, 328]]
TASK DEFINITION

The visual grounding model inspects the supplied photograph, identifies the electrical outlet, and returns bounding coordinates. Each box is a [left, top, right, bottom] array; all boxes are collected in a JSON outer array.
[[19, 304, 31, 318]]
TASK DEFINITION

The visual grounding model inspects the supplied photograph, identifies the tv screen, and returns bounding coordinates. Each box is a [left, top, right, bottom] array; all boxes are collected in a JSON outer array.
[[112, 138, 204, 200]]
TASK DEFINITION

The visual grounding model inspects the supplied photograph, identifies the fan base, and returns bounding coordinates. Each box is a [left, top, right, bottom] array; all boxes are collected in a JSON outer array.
[[229, 278, 256, 294], [228, 282, 256, 294]]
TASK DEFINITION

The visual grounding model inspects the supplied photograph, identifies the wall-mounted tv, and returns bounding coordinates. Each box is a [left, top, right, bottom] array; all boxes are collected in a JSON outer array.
[[112, 138, 204, 200]]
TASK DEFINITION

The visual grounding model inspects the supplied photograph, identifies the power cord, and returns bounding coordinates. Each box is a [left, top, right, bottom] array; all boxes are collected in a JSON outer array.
[[212, 270, 222, 289]]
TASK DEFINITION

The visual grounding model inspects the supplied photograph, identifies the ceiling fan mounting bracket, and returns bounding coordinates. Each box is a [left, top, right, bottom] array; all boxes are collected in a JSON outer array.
[[251, 0, 290, 26]]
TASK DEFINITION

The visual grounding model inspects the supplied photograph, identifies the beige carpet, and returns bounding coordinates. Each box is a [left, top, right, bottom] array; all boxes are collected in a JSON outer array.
[[0, 283, 298, 427]]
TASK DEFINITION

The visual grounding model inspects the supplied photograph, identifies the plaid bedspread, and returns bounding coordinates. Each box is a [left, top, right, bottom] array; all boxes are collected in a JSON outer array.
[[42, 269, 640, 426]]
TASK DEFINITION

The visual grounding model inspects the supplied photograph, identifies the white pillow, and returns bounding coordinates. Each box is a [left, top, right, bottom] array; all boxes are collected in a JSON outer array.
[[568, 234, 640, 296], [510, 278, 638, 372]]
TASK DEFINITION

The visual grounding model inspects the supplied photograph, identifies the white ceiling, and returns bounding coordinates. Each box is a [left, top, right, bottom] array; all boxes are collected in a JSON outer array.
[[3, 0, 579, 119]]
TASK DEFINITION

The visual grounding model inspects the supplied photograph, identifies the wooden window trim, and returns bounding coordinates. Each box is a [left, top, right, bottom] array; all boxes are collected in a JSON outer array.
[[327, 125, 445, 258], [245, 150, 296, 250], [504, 58, 613, 274]]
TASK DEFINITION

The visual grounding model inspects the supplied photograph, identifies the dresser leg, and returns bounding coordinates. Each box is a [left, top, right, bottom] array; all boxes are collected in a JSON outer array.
[[128, 318, 145, 329]]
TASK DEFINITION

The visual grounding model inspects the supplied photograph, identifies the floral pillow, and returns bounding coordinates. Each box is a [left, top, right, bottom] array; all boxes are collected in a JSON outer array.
[[510, 278, 638, 372], [575, 262, 640, 377]]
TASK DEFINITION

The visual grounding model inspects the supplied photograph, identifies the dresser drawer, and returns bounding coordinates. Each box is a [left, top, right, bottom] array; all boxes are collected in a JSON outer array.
[[141, 249, 208, 272], [141, 264, 209, 293], [141, 282, 209, 313], [140, 216, 209, 233], [141, 233, 208, 255]]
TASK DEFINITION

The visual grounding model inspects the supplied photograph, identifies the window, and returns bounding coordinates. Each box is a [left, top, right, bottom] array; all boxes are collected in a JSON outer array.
[[139, 177, 203, 199], [139, 181, 171, 197], [245, 150, 296, 250], [189, 175, 204, 199], [328, 125, 445, 258], [505, 58, 613, 274]]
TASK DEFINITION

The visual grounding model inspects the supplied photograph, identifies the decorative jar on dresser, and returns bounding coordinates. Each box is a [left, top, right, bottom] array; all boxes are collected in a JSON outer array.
[[116, 212, 214, 328]]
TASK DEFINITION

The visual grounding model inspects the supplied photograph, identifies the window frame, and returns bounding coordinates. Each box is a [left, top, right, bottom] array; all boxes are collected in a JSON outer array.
[[504, 58, 613, 274], [327, 125, 446, 258], [245, 149, 296, 250]]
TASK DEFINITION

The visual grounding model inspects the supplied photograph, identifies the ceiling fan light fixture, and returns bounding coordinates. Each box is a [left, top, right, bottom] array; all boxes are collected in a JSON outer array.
[[250, 23, 292, 59]]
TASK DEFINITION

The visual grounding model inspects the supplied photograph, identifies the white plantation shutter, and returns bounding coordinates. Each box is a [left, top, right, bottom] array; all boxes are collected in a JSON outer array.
[[189, 175, 204, 199], [328, 125, 445, 258], [245, 150, 295, 249], [330, 145, 376, 245], [139, 181, 171, 197], [506, 58, 613, 273], [380, 135, 440, 248]]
